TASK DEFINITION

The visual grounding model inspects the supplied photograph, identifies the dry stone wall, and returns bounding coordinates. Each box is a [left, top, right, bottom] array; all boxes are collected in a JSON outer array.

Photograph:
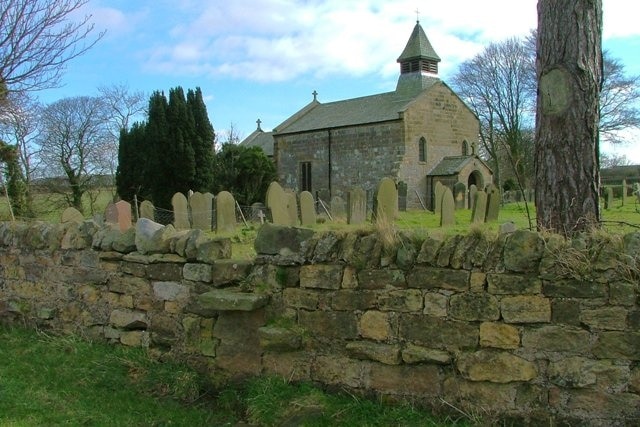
[[0, 220, 639, 425]]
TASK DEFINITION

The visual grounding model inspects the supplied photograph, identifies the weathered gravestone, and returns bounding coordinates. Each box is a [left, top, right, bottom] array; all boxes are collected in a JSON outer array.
[[300, 191, 316, 226], [397, 181, 408, 212], [172, 192, 190, 230], [634, 183, 640, 203], [251, 202, 267, 224], [114, 200, 132, 231], [347, 187, 367, 225], [373, 177, 398, 223], [604, 187, 613, 210], [139, 200, 155, 220], [622, 179, 627, 206], [190, 191, 214, 231], [471, 190, 487, 223], [61, 207, 84, 223], [216, 191, 236, 234], [104, 202, 118, 225], [266, 182, 291, 226], [469, 184, 478, 212], [453, 182, 466, 210], [285, 190, 299, 226], [331, 195, 347, 221], [485, 184, 500, 222], [434, 181, 444, 214], [440, 187, 455, 226]]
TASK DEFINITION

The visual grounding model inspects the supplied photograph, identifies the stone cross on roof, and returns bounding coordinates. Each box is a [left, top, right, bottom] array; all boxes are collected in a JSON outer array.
[[312, 90, 318, 101], [256, 118, 262, 131]]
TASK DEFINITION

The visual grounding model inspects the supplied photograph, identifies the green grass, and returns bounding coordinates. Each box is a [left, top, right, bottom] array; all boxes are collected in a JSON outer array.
[[0, 326, 469, 426]]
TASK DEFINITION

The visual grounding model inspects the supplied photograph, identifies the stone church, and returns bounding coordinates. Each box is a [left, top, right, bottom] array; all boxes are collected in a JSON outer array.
[[241, 20, 493, 210]]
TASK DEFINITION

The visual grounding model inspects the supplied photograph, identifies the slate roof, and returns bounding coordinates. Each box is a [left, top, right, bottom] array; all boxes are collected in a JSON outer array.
[[397, 21, 440, 63], [239, 129, 275, 156], [275, 77, 440, 134], [427, 156, 476, 176]]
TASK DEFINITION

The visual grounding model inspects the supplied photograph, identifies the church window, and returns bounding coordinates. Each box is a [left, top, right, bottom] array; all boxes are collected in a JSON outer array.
[[418, 137, 426, 162], [462, 140, 469, 156], [300, 162, 312, 192]]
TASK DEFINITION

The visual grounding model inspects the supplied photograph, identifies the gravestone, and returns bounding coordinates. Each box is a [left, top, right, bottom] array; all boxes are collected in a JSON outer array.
[[622, 179, 627, 206], [115, 200, 132, 231], [61, 207, 84, 223], [397, 181, 408, 212], [471, 190, 487, 223], [331, 195, 346, 221], [347, 187, 367, 225], [634, 183, 640, 203], [216, 191, 236, 234], [251, 202, 267, 223], [485, 184, 500, 222], [172, 192, 190, 230], [104, 202, 118, 225], [139, 200, 155, 220], [285, 190, 299, 226], [453, 182, 466, 210], [604, 187, 613, 210], [374, 177, 398, 222], [434, 181, 444, 214], [266, 182, 290, 226], [469, 184, 478, 212], [190, 191, 213, 231], [440, 187, 455, 226], [300, 191, 316, 226]]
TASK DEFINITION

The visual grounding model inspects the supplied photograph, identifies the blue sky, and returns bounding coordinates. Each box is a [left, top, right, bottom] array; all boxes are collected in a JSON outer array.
[[39, 0, 640, 162]]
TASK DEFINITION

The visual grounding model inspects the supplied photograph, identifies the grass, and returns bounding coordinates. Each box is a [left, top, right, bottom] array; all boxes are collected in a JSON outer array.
[[0, 325, 469, 426]]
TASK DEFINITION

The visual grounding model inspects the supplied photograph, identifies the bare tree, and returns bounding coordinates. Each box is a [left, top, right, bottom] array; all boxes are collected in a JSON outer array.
[[535, 0, 603, 234], [599, 54, 640, 144], [37, 96, 111, 212], [0, 0, 104, 95]]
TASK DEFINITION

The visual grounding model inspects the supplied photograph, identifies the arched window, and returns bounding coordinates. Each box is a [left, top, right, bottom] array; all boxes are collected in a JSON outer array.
[[462, 140, 469, 156], [419, 137, 426, 162]]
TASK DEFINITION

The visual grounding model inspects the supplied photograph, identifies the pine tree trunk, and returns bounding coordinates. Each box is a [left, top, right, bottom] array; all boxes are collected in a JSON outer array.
[[535, 0, 602, 235]]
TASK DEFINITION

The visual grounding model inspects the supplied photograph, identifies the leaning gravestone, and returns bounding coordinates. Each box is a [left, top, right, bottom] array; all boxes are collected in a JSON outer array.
[[434, 181, 444, 214], [374, 177, 398, 222], [469, 184, 478, 212], [190, 191, 213, 231], [216, 191, 236, 234], [471, 190, 488, 223], [61, 207, 84, 223], [139, 200, 155, 220], [266, 182, 290, 226], [285, 190, 299, 226], [115, 200, 132, 231], [397, 181, 408, 212], [440, 187, 455, 226], [453, 182, 466, 210], [331, 195, 347, 221], [300, 191, 316, 226], [347, 187, 367, 225], [604, 187, 613, 210], [172, 192, 190, 230], [485, 184, 500, 222]]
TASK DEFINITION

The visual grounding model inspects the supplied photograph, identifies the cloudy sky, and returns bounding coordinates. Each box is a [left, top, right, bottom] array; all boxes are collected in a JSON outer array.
[[40, 0, 640, 161]]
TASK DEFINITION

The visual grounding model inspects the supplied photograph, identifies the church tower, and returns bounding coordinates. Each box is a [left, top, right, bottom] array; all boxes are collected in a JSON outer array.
[[396, 20, 441, 95]]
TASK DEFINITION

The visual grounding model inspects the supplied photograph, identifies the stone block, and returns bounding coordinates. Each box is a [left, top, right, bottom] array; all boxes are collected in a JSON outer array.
[[522, 326, 591, 353], [196, 238, 232, 263], [580, 307, 628, 331], [415, 236, 444, 265], [258, 326, 302, 352], [357, 269, 406, 289], [423, 292, 448, 317], [183, 263, 213, 282], [551, 299, 581, 326], [479, 322, 520, 349], [359, 310, 393, 341], [449, 293, 499, 321], [592, 332, 640, 360], [443, 378, 517, 411], [282, 288, 319, 310], [213, 310, 265, 375], [146, 263, 182, 281], [254, 223, 313, 256], [191, 289, 269, 314], [345, 341, 401, 365], [609, 281, 637, 306], [543, 279, 607, 298], [331, 290, 377, 311], [312, 355, 363, 388], [211, 260, 252, 286], [300, 264, 343, 289], [503, 230, 544, 272], [406, 266, 469, 291], [457, 350, 537, 383], [377, 289, 422, 312], [298, 310, 358, 340], [401, 343, 451, 364], [501, 295, 551, 323], [365, 364, 441, 396], [487, 274, 542, 294], [120, 330, 149, 347], [566, 390, 640, 419], [109, 309, 148, 330], [152, 281, 189, 302], [400, 315, 478, 350], [469, 272, 486, 292]]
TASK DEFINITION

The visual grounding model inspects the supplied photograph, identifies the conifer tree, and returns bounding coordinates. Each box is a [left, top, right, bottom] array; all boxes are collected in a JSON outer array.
[[187, 87, 215, 191]]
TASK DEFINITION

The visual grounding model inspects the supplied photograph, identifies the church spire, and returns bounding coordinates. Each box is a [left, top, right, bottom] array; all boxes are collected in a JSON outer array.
[[397, 20, 440, 75]]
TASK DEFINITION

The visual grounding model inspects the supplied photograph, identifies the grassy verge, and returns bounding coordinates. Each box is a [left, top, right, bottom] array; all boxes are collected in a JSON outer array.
[[0, 326, 470, 426]]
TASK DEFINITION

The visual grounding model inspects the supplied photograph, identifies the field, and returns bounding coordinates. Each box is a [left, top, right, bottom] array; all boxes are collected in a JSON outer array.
[[0, 325, 470, 426]]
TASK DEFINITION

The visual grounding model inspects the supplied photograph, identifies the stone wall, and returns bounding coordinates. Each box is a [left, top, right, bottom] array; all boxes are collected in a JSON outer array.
[[0, 220, 639, 425]]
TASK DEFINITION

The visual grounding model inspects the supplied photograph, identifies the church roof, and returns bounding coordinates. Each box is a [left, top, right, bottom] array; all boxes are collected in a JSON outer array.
[[275, 77, 440, 134], [397, 21, 440, 63], [428, 156, 476, 176], [239, 128, 274, 156]]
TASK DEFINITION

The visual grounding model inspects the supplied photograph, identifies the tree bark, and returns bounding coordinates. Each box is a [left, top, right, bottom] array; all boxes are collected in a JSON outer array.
[[535, 0, 602, 235]]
